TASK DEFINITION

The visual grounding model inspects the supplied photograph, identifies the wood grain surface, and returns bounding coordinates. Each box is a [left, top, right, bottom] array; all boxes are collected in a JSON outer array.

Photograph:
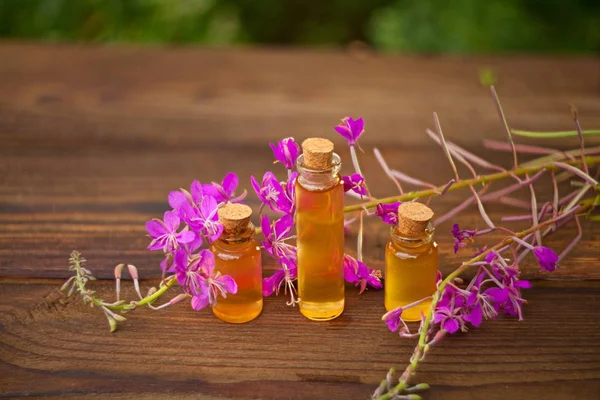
[[1, 42, 600, 399]]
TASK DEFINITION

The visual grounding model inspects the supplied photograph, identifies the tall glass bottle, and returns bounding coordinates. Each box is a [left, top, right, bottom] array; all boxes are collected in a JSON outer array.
[[210, 203, 263, 323], [295, 138, 345, 321], [385, 202, 438, 321]]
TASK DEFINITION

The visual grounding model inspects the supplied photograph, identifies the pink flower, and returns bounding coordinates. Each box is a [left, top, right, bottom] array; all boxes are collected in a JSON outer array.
[[262, 258, 298, 304], [270, 137, 300, 169], [375, 202, 401, 225], [533, 246, 559, 272], [342, 173, 367, 196], [175, 249, 237, 310], [146, 211, 197, 252], [343, 254, 382, 294], [334, 116, 364, 146], [202, 172, 246, 204], [451, 224, 476, 254], [433, 305, 464, 334], [382, 307, 403, 332], [167, 181, 223, 243], [251, 172, 295, 214], [261, 214, 296, 261]]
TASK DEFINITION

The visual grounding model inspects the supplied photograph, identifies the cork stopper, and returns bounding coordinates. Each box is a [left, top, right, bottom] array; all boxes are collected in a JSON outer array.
[[301, 138, 334, 170], [217, 203, 252, 237], [397, 202, 434, 237]]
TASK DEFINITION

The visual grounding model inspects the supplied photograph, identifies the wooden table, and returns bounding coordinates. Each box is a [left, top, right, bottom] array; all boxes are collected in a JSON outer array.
[[1, 42, 600, 399]]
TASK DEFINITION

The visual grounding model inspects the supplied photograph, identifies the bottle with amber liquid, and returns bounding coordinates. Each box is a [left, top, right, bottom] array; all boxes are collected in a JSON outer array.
[[295, 138, 345, 321], [210, 203, 263, 323], [385, 202, 438, 321]]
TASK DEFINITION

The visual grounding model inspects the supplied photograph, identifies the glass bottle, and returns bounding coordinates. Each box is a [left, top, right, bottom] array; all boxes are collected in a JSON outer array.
[[295, 138, 345, 321], [385, 202, 438, 321], [210, 203, 263, 323]]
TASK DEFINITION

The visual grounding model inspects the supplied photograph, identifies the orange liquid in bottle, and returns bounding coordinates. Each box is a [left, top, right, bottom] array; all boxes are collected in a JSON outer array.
[[385, 229, 438, 321], [296, 179, 345, 321], [210, 237, 263, 323]]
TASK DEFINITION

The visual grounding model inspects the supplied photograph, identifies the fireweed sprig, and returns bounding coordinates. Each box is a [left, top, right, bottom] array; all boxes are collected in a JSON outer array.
[[371, 88, 600, 400], [63, 175, 248, 332], [62, 251, 184, 332]]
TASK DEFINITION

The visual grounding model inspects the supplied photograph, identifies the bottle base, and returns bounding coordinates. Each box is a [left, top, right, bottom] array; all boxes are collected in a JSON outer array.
[[299, 299, 344, 321], [212, 301, 263, 324], [385, 299, 432, 322]]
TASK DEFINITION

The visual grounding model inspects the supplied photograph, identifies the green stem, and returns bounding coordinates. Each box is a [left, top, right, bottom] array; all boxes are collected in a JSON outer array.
[[511, 129, 600, 138], [104, 276, 178, 312], [387, 202, 593, 397], [346, 155, 600, 213]]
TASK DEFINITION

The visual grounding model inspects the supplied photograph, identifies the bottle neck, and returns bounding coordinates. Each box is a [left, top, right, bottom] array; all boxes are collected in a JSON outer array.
[[390, 223, 434, 248], [296, 153, 342, 191], [218, 223, 255, 246]]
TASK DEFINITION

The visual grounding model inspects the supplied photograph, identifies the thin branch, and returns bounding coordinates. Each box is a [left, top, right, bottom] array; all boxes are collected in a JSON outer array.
[[559, 215, 582, 262], [490, 86, 518, 170], [432, 112, 460, 181], [374, 147, 404, 194]]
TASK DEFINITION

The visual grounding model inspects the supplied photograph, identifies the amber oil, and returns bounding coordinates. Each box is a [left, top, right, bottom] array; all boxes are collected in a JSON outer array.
[[210, 203, 263, 323], [295, 138, 345, 321], [385, 202, 438, 321]]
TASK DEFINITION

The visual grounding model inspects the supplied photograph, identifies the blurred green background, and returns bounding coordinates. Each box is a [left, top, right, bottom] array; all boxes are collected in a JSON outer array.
[[1, 0, 599, 53]]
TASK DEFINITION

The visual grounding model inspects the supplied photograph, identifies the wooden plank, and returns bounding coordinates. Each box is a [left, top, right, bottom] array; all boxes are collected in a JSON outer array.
[[0, 280, 599, 399]]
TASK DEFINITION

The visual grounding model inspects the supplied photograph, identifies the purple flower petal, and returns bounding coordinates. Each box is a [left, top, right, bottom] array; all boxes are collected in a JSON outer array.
[[198, 249, 215, 275], [221, 173, 239, 197], [334, 116, 364, 146], [433, 311, 445, 324], [174, 251, 189, 287], [263, 269, 286, 296], [163, 210, 180, 231], [217, 275, 238, 295], [343, 255, 359, 283], [191, 292, 210, 310], [382, 307, 403, 332], [485, 287, 508, 303], [177, 230, 196, 244], [514, 280, 532, 289], [334, 125, 352, 142], [367, 274, 383, 290], [168, 191, 190, 211], [442, 318, 460, 333], [533, 246, 559, 272], [200, 196, 218, 220], [464, 304, 483, 327], [185, 234, 203, 252], [190, 180, 204, 205], [485, 251, 498, 264], [261, 214, 272, 237], [375, 202, 401, 225], [201, 183, 221, 202], [270, 138, 300, 169], [274, 214, 293, 239], [146, 219, 167, 238], [348, 117, 364, 139]]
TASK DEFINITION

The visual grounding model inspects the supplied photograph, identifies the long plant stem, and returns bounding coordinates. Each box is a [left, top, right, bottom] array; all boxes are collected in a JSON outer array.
[[104, 276, 178, 312], [511, 129, 600, 138], [345, 156, 600, 213], [380, 202, 592, 399]]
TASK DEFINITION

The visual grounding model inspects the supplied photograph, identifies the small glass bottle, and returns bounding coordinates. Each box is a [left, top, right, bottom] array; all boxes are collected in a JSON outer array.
[[210, 203, 263, 323], [295, 138, 345, 321], [385, 202, 438, 321]]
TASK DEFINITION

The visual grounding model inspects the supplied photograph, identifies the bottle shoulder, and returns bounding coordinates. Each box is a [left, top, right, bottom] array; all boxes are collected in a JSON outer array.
[[211, 238, 261, 255], [296, 174, 342, 193], [387, 238, 438, 254]]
